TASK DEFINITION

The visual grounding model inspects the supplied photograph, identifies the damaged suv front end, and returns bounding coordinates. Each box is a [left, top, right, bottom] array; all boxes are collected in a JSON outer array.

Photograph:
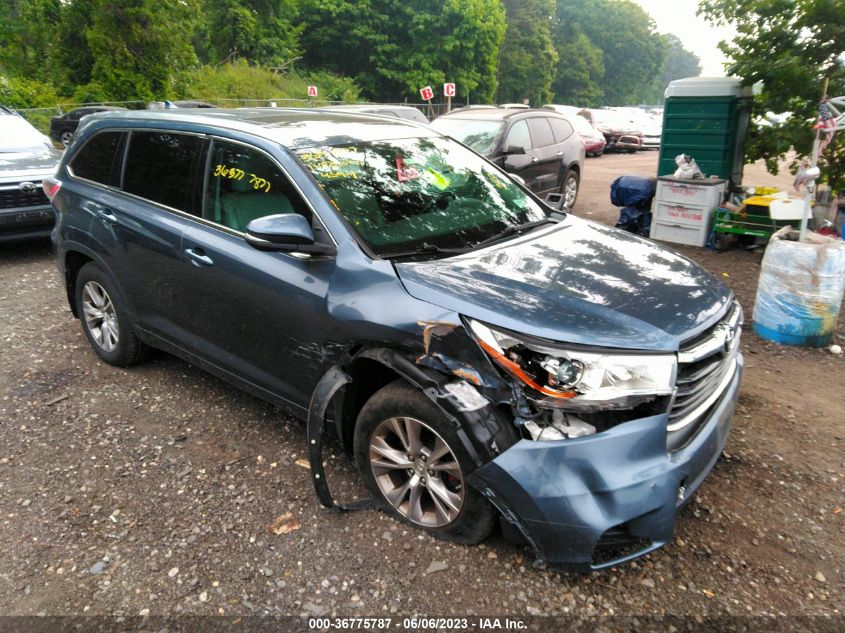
[[300, 132, 744, 571], [466, 307, 742, 571]]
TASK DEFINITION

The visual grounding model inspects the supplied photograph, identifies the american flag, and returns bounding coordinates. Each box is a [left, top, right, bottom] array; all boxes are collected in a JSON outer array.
[[815, 97, 836, 158]]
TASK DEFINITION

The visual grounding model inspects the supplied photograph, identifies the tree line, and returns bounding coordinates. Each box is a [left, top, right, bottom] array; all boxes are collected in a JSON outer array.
[[0, 0, 701, 108]]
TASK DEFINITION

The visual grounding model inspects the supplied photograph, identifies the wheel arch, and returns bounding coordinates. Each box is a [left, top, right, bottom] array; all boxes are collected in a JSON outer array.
[[308, 346, 520, 510], [64, 250, 95, 318], [62, 245, 139, 325]]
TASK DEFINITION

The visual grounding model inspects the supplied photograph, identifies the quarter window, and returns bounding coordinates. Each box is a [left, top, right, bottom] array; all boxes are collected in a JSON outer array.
[[204, 140, 309, 232], [527, 118, 555, 148], [549, 118, 574, 143], [504, 120, 532, 151], [123, 131, 204, 213], [69, 131, 124, 187]]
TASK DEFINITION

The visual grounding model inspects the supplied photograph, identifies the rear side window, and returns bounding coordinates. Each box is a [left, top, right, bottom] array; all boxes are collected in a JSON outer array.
[[549, 118, 574, 143], [123, 131, 204, 213], [69, 131, 125, 187], [527, 117, 555, 148]]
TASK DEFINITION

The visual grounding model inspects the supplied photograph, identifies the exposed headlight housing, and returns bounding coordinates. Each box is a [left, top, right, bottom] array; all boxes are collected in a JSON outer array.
[[468, 319, 676, 411]]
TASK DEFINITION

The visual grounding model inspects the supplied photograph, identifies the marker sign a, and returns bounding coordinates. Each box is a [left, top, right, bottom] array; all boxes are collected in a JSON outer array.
[[443, 83, 456, 98], [307, 85, 318, 97], [420, 85, 434, 101]]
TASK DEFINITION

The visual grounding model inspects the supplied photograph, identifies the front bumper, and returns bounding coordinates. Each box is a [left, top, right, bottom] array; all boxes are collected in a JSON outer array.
[[0, 205, 55, 242], [469, 354, 743, 572]]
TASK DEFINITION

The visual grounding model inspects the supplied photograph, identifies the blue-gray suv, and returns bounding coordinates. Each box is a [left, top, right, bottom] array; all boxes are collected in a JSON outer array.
[[49, 108, 743, 572]]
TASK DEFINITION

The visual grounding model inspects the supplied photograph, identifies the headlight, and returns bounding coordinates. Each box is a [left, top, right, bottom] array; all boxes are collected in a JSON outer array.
[[468, 320, 676, 411]]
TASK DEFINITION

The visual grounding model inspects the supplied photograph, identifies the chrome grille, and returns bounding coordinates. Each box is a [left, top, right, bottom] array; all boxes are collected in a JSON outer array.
[[668, 304, 742, 434]]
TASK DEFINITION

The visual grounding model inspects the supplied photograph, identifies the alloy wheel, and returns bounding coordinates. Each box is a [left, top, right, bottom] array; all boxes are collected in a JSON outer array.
[[81, 281, 119, 352], [368, 416, 465, 528], [60, 131, 74, 147], [563, 174, 578, 209]]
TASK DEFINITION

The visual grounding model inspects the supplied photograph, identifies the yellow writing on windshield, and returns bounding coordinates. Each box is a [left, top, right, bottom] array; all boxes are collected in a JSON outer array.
[[298, 149, 364, 181]]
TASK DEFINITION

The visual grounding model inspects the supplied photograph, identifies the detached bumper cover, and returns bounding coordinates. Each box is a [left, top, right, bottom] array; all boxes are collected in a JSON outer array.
[[469, 355, 742, 572]]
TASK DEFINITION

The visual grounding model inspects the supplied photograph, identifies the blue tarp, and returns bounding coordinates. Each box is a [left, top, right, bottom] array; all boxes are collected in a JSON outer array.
[[611, 175, 656, 207], [611, 176, 656, 236]]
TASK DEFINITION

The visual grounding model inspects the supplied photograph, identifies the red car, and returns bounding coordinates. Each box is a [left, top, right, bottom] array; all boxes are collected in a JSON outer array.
[[543, 105, 607, 157], [566, 113, 607, 157], [579, 108, 643, 153]]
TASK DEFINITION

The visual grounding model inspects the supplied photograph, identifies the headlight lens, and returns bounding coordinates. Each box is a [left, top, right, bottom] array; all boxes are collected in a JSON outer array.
[[468, 319, 676, 410]]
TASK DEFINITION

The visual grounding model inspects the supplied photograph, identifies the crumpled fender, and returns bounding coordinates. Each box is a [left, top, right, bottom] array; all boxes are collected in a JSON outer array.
[[306, 346, 518, 510]]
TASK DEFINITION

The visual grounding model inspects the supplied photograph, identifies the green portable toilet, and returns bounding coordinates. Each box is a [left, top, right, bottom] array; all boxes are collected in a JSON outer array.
[[658, 77, 753, 187]]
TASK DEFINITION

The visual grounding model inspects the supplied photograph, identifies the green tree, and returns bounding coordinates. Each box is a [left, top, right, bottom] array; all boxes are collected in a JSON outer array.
[[554, 0, 667, 105], [496, 0, 558, 106], [205, 0, 302, 66], [699, 0, 845, 190], [552, 26, 604, 106], [0, 0, 62, 82], [50, 0, 97, 94], [86, 0, 201, 101], [298, 0, 505, 102], [660, 33, 701, 93]]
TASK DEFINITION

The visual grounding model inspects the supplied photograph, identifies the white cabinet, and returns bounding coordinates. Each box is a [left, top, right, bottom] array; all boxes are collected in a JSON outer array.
[[649, 177, 728, 247]]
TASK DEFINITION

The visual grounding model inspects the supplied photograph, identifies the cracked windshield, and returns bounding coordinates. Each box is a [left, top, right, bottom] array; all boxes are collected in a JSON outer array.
[[297, 136, 550, 257]]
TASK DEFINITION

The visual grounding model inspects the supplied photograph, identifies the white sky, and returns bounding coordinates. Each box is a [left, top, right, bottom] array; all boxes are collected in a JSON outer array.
[[632, 0, 738, 76]]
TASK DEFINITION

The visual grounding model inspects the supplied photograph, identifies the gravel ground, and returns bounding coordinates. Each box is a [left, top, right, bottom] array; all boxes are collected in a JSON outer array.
[[0, 152, 842, 625]]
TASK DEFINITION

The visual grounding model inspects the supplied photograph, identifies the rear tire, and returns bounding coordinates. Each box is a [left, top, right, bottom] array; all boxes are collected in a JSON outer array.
[[354, 381, 496, 545], [75, 262, 147, 367], [60, 130, 74, 147], [561, 168, 580, 212]]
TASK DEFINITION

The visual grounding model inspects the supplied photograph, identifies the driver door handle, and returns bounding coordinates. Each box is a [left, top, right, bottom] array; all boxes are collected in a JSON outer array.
[[96, 209, 117, 223], [185, 247, 214, 267]]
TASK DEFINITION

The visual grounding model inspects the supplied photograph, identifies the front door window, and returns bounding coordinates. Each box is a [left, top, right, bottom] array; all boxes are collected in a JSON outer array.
[[204, 140, 309, 232]]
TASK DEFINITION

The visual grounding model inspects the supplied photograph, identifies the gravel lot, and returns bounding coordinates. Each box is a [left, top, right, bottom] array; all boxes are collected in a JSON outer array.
[[0, 151, 842, 626]]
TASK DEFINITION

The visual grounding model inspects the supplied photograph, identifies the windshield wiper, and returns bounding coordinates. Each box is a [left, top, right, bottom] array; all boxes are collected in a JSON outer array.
[[472, 216, 561, 249], [380, 242, 470, 260]]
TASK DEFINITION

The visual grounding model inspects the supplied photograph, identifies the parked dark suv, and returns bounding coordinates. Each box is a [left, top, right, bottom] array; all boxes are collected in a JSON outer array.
[[50, 106, 126, 147], [0, 106, 61, 241], [430, 108, 585, 211], [49, 109, 742, 572]]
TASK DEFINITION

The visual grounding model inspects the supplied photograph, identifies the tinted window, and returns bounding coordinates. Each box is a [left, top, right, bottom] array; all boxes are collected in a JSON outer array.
[[69, 131, 124, 186], [504, 120, 532, 151], [123, 131, 203, 213], [204, 140, 309, 232], [549, 118, 574, 143], [527, 118, 555, 148]]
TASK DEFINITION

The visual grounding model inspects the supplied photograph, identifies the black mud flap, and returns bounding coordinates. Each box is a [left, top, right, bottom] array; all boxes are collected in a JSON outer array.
[[306, 365, 374, 511]]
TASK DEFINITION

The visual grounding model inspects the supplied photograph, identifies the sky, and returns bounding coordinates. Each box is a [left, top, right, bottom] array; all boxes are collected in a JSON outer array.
[[632, 0, 738, 76]]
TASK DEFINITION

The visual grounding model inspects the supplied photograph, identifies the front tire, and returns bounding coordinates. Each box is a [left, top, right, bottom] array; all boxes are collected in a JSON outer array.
[[60, 130, 74, 147], [75, 262, 147, 366], [354, 381, 496, 544]]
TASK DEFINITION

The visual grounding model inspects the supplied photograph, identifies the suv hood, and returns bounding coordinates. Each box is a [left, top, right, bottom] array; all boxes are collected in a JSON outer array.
[[394, 217, 732, 351], [0, 147, 61, 180]]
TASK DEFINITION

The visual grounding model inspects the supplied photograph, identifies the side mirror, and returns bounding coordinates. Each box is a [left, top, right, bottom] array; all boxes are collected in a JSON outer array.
[[245, 214, 336, 256], [545, 192, 565, 210], [503, 144, 526, 155]]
